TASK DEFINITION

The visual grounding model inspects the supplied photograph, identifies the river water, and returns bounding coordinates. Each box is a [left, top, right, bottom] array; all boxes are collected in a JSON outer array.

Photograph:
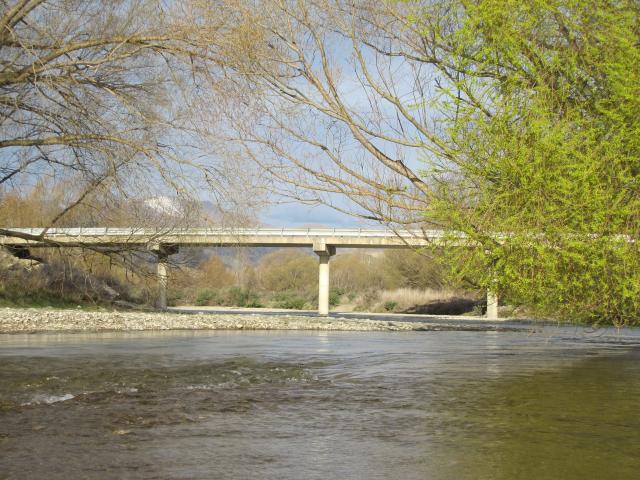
[[1, 327, 640, 479]]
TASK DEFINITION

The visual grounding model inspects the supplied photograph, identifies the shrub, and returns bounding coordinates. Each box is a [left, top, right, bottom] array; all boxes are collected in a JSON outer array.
[[329, 289, 342, 306], [195, 289, 217, 306], [383, 301, 398, 312], [272, 291, 306, 309], [245, 297, 263, 308], [226, 286, 261, 307]]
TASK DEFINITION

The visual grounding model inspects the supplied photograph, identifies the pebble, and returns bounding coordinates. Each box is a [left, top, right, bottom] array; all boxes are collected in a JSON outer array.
[[0, 307, 516, 334], [0, 307, 425, 333]]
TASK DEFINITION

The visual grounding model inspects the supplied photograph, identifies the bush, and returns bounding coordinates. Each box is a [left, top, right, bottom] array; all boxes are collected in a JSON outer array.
[[329, 289, 342, 306], [0, 255, 138, 308], [383, 301, 398, 312], [245, 298, 263, 308], [195, 289, 217, 306], [226, 286, 262, 307], [272, 291, 306, 309]]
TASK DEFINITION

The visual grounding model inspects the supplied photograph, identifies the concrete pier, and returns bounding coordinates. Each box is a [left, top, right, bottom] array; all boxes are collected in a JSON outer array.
[[317, 253, 331, 315], [313, 241, 336, 315], [486, 290, 499, 320], [157, 252, 168, 310], [154, 245, 179, 311]]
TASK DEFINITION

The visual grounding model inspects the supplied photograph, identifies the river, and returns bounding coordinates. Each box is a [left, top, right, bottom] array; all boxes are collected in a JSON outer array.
[[1, 327, 639, 479]]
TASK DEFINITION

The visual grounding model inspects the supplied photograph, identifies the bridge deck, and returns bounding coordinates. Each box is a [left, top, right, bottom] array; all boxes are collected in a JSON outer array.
[[0, 227, 455, 249]]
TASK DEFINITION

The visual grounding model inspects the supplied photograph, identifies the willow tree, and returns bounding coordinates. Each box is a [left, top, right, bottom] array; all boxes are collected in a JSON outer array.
[[429, 0, 640, 325], [204, 0, 640, 325], [0, 0, 260, 239]]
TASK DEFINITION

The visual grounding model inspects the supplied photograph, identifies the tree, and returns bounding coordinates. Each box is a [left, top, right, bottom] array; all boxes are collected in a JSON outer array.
[[331, 251, 392, 292], [257, 249, 317, 292], [427, 0, 640, 325], [0, 0, 261, 238], [381, 250, 445, 291], [204, 0, 640, 324]]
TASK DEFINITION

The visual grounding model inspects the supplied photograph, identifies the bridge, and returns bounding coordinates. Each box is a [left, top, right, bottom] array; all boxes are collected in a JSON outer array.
[[0, 227, 498, 319]]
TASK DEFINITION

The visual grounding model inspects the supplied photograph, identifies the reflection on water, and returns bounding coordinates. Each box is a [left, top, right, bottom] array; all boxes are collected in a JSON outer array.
[[1, 329, 639, 479]]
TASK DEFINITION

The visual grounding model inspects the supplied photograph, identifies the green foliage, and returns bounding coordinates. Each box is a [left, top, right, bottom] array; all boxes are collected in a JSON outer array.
[[0, 288, 80, 309], [195, 289, 217, 306], [415, 0, 640, 325], [245, 298, 263, 308], [272, 291, 306, 310], [329, 288, 342, 306], [383, 301, 398, 312], [0, 262, 133, 309], [227, 286, 262, 308]]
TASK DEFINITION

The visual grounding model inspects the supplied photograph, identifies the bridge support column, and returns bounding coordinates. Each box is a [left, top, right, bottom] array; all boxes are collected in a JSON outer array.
[[318, 253, 331, 315], [314, 241, 336, 316], [157, 253, 168, 310], [152, 244, 179, 310], [486, 289, 498, 320]]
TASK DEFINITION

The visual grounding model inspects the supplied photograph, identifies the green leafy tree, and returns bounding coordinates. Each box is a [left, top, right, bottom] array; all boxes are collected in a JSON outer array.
[[419, 0, 640, 324]]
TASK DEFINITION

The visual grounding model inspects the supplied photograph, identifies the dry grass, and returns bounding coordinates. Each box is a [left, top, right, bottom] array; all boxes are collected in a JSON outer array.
[[378, 288, 460, 307], [348, 287, 481, 315]]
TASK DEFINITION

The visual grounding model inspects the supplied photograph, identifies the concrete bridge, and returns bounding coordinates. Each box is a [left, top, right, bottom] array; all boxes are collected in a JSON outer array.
[[0, 227, 499, 319]]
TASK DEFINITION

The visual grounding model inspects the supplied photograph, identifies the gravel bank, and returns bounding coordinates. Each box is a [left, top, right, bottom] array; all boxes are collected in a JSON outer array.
[[0, 308, 515, 333]]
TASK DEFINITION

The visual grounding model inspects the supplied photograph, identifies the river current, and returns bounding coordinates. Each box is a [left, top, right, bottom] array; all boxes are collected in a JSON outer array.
[[1, 327, 639, 479]]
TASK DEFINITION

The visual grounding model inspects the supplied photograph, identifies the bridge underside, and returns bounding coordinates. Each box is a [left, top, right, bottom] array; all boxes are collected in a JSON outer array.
[[0, 228, 498, 319]]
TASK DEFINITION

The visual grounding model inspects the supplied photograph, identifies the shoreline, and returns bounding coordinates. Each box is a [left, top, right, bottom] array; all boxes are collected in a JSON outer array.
[[0, 307, 528, 334]]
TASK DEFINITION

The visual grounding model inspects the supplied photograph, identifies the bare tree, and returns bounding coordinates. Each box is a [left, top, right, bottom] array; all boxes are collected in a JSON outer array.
[[197, 1, 468, 229], [0, 0, 264, 240]]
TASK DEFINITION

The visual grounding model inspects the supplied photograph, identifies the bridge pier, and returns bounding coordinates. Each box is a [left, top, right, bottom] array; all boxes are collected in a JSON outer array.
[[314, 242, 336, 315], [153, 244, 179, 310], [317, 254, 331, 315], [486, 289, 498, 320], [157, 253, 168, 310]]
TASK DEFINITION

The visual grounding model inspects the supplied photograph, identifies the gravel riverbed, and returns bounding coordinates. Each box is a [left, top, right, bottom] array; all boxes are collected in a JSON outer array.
[[0, 308, 515, 333]]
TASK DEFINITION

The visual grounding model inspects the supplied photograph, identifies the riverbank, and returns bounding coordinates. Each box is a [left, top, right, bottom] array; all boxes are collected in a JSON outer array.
[[0, 307, 526, 333]]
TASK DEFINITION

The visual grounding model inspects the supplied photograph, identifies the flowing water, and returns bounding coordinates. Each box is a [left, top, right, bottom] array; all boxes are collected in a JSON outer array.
[[1, 327, 640, 479]]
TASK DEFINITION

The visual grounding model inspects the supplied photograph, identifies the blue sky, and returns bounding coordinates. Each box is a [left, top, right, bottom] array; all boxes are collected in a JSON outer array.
[[260, 201, 366, 228]]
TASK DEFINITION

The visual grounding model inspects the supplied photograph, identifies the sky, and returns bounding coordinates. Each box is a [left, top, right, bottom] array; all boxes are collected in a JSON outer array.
[[260, 201, 367, 228], [241, 28, 433, 230]]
